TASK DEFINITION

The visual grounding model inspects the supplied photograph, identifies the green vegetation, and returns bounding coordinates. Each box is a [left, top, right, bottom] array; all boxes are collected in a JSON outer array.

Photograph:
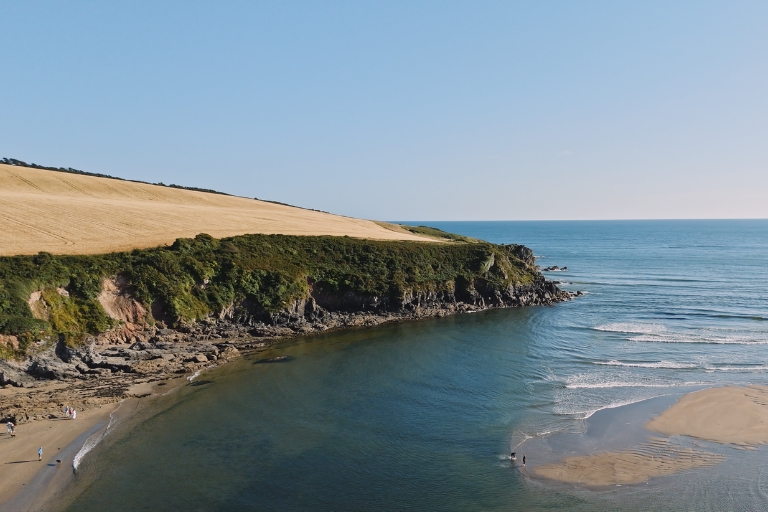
[[0, 233, 537, 357], [397, 225, 479, 243]]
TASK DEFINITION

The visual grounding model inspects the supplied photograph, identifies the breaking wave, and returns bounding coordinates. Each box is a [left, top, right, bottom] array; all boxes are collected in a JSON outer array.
[[565, 381, 705, 389], [593, 360, 698, 369], [630, 334, 768, 345], [73, 401, 122, 471], [594, 322, 667, 335]]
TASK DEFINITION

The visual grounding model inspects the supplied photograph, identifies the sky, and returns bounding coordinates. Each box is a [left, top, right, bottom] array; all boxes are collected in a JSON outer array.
[[2, 1, 767, 220]]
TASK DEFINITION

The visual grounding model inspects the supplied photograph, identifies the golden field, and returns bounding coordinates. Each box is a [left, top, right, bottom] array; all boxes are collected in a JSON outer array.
[[0, 164, 431, 256]]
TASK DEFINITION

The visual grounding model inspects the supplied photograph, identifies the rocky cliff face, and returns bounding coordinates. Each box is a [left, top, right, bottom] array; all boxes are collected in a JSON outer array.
[[0, 234, 579, 422], [0, 271, 572, 391], [0, 270, 576, 424]]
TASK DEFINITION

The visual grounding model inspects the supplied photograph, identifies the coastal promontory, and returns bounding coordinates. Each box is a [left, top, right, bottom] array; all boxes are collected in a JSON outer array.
[[0, 162, 571, 423]]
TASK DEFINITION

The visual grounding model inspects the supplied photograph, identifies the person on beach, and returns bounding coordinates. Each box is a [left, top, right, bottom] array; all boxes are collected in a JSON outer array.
[[511, 452, 516, 460], [10, 423, 15, 437], [64, 406, 70, 417], [6, 422, 11, 436], [71, 409, 77, 420], [38, 447, 43, 461], [522, 455, 526, 466]]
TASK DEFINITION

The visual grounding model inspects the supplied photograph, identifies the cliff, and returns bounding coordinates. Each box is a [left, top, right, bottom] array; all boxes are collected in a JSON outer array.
[[0, 233, 573, 418]]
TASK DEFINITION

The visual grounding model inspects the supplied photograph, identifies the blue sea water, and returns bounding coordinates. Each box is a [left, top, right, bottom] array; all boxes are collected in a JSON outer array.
[[63, 220, 768, 511]]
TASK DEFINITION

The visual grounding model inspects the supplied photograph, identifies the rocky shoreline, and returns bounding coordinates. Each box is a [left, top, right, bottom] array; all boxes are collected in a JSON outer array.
[[0, 276, 575, 423]]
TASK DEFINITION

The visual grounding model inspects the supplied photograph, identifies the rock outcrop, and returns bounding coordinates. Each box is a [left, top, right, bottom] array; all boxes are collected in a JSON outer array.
[[0, 271, 576, 423], [3, 274, 573, 386]]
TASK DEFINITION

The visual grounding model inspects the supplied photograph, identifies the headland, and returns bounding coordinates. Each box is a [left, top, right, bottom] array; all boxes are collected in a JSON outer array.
[[0, 163, 575, 507]]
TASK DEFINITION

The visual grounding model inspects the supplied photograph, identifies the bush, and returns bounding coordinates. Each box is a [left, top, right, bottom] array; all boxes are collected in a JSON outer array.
[[0, 233, 537, 345]]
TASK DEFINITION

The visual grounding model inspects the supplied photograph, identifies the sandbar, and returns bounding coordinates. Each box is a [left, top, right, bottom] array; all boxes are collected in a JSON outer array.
[[646, 385, 768, 445], [534, 385, 768, 487], [533, 436, 723, 486]]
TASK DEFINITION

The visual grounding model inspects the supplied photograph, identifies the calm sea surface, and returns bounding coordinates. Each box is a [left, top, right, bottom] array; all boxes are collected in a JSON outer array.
[[64, 220, 768, 510]]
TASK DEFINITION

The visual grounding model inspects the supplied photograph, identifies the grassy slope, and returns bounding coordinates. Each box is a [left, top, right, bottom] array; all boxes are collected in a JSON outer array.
[[0, 233, 537, 357]]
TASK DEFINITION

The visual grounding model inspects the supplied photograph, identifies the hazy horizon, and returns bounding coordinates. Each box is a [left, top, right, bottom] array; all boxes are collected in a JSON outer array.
[[3, 1, 767, 221]]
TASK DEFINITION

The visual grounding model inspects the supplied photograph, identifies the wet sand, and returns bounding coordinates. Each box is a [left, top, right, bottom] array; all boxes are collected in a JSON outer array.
[[0, 404, 117, 507], [0, 376, 190, 510], [533, 385, 768, 487], [533, 436, 723, 486]]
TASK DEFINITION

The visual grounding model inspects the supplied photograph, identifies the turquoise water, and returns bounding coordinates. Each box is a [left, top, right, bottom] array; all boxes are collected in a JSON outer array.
[[64, 220, 768, 510]]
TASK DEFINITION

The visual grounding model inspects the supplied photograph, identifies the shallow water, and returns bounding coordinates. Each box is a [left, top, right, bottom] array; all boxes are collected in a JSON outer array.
[[63, 220, 768, 510]]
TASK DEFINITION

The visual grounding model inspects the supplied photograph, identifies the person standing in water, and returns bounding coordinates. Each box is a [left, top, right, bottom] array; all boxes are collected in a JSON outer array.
[[38, 447, 43, 461], [522, 455, 526, 466]]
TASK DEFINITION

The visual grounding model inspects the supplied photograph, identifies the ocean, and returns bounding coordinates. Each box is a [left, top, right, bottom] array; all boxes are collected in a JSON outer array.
[[61, 220, 768, 510]]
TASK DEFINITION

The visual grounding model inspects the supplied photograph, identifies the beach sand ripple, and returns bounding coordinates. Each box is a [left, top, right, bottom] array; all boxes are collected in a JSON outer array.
[[536, 385, 768, 487], [534, 437, 724, 486]]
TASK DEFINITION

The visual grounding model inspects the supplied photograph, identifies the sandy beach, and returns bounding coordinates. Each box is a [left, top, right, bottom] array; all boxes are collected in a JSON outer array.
[[534, 385, 768, 487], [646, 385, 768, 445], [0, 404, 116, 506], [0, 375, 191, 510]]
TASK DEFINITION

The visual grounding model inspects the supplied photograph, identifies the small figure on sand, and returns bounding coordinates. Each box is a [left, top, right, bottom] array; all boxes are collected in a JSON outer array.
[[511, 452, 516, 460], [38, 447, 43, 461], [71, 409, 77, 420], [64, 406, 70, 418], [522, 455, 526, 466], [7, 422, 15, 437], [6, 422, 11, 435]]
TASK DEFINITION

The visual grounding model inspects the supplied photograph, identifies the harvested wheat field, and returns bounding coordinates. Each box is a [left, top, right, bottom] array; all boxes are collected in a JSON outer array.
[[0, 164, 432, 256]]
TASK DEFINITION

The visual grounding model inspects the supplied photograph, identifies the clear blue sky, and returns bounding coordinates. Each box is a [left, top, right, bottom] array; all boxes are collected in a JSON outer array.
[[2, 1, 767, 220]]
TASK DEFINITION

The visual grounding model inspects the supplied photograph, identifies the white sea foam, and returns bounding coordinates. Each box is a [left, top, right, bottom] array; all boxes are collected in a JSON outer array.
[[566, 381, 676, 389], [594, 322, 667, 335], [187, 369, 204, 382], [593, 360, 698, 369], [704, 365, 768, 372], [511, 434, 533, 449], [73, 401, 122, 471], [581, 397, 656, 419], [564, 375, 707, 389], [509, 428, 562, 452], [553, 396, 660, 420], [630, 334, 768, 345]]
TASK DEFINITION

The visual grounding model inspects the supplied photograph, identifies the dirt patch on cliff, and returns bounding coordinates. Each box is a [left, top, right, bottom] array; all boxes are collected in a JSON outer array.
[[27, 291, 48, 321], [97, 277, 148, 330], [0, 335, 19, 350]]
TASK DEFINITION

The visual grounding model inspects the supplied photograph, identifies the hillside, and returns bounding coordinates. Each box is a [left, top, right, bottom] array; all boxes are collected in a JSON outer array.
[[0, 232, 567, 359], [0, 163, 432, 256]]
